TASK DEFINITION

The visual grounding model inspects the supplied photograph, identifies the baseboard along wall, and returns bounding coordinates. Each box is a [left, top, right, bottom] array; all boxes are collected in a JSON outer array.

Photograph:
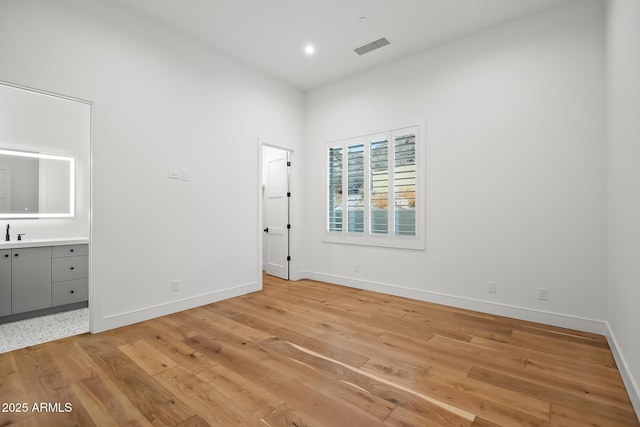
[[300, 270, 639, 419]]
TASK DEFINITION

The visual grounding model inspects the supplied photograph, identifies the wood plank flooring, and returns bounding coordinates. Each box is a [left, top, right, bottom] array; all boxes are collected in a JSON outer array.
[[1, 275, 638, 426]]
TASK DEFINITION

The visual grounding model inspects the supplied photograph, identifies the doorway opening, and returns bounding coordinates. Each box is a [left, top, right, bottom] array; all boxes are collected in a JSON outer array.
[[261, 145, 292, 280], [0, 81, 91, 352]]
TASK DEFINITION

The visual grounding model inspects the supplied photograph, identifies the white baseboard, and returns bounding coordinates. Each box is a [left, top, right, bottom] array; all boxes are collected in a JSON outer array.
[[91, 281, 261, 333], [301, 270, 639, 420], [89, 270, 639, 421], [302, 271, 607, 333], [605, 323, 640, 420]]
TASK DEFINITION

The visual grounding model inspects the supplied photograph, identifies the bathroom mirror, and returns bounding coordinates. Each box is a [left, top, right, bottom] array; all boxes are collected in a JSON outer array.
[[0, 148, 75, 218]]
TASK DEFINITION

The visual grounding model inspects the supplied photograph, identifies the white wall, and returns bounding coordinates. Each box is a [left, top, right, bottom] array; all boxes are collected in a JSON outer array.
[[303, 0, 607, 330], [0, 0, 303, 332], [606, 0, 640, 412]]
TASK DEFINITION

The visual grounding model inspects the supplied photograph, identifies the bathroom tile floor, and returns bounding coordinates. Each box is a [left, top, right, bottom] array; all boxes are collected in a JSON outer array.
[[0, 308, 89, 354]]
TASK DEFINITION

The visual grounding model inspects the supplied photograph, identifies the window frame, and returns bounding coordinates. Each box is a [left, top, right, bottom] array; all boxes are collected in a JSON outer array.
[[324, 123, 425, 250]]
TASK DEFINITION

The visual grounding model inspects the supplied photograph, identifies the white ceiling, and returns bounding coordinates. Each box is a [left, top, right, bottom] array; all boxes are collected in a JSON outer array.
[[112, 0, 572, 90]]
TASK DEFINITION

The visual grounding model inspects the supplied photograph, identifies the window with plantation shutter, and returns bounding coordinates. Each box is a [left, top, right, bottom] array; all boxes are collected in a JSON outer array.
[[347, 143, 365, 233], [327, 147, 343, 232], [394, 132, 416, 236], [370, 137, 389, 235], [325, 124, 424, 250]]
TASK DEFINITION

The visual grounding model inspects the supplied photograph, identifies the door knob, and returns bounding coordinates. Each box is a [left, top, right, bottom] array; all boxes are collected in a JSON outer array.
[[263, 228, 269, 233]]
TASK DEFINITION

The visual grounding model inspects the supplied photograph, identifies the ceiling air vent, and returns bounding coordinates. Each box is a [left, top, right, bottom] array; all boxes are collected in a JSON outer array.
[[354, 37, 390, 56]]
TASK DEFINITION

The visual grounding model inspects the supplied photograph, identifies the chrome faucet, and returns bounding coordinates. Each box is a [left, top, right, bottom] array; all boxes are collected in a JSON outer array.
[[5, 224, 9, 242]]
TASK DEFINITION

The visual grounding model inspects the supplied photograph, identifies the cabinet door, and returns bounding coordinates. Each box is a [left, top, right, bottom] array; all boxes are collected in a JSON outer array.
[[0, 250, 10, 317], [11, 247, 52, 314]]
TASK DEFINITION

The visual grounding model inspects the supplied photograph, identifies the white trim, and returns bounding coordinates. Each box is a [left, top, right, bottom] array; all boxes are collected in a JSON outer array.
[[92, 281, 260, 333], [257, 138, 264, 288], [605, 323, 640, 420], [301, 270, 608, 334], [0, 80, 93, 105], [88, 99, 94, 334], [322, 236, 426, 250], [259, 141, 295, 281], [301, 270, 639, 422]]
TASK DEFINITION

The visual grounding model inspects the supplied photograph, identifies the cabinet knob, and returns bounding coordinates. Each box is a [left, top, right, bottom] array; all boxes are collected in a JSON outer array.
[[70, 249, 74, 252], [14, 253, 18, 257], [70, 266, 75, 270], [3, 254, 7, 258], [70, 290, 75, 294]]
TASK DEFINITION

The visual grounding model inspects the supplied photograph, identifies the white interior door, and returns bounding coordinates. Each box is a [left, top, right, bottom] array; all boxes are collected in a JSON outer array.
[[263, 148, 290, 280]]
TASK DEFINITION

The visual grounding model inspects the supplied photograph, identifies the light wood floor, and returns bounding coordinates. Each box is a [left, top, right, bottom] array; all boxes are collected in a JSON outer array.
[[1, 275, 638, 426]]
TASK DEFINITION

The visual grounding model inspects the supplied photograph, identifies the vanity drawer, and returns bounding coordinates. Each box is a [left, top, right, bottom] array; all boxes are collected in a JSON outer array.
[[52, 278, 88, 306], [52, 245, 88, 258], [52, 256, 88, 282]]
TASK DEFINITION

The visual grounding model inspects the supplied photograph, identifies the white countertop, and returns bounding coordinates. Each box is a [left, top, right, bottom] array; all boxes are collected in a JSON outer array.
[[0, 237, 89, 249]]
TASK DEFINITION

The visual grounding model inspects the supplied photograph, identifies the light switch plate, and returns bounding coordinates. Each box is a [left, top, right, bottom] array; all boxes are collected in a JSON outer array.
[[181, 171, 190, 181]]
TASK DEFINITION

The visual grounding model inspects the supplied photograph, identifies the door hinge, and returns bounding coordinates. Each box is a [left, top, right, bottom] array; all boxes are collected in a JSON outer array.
[[287, 161, 291, 167], [287, 192, 291, 197], [287, 224, 291, 229], [286, 256, 291, 261]]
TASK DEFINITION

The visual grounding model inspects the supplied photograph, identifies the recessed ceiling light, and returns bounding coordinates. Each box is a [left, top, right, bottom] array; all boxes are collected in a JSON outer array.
[[304, 44, 315, 55]]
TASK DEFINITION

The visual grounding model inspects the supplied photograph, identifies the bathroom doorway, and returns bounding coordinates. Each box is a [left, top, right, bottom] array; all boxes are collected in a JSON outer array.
[[0, 81, 91, 352]]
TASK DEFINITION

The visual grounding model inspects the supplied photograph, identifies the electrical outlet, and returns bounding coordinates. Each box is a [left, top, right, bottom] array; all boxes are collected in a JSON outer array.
[[181, 170, 190, 181], [172, 280, 180, 292], [168, 170, 180, 179], [538, 287, 548, 300], [488, 281, 497, 293]]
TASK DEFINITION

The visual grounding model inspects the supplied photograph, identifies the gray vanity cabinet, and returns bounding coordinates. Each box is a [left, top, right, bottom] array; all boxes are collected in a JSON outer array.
[[51, 245, 89, 306], [0, 249, 11, 317], [11, 247, 52, 314], [0, 242, 88, 321]]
